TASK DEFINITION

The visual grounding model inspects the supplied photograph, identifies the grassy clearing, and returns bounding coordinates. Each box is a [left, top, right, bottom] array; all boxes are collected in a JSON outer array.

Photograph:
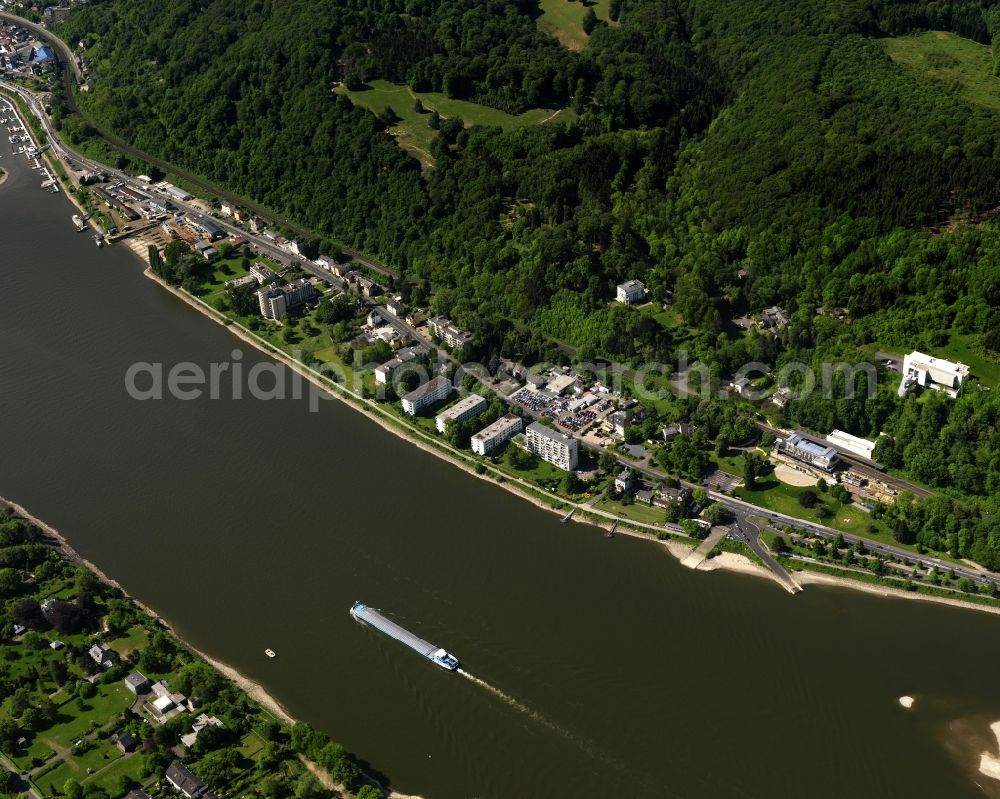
[[940, 332, 1000, 387], [592, 497, 666, 526], [884, 31, 1000, 112], [34, 743, 123, 797], [338, 80, 573, 167], [536, 0, 613, 50]]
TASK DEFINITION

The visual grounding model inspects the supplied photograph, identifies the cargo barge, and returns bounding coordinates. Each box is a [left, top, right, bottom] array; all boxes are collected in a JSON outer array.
[[350, 601, 459, 671]]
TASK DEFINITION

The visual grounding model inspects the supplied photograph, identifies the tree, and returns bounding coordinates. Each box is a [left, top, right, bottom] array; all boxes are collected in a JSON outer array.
[[293, 774, 326, 799], [797, 490, 818, 509], [64, 779, 83, 799], [582, 7, 598, 34], [702, 502, 733, 525], [13, 598, 45, 630], [355, 788, 382, 799]]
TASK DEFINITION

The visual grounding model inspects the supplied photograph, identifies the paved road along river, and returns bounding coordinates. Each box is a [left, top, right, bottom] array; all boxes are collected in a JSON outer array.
[[2, 140, 1000, 799]]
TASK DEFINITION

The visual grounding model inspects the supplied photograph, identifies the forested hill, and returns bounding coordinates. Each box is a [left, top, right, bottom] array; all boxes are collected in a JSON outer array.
[[47, 0, 1000, 561]]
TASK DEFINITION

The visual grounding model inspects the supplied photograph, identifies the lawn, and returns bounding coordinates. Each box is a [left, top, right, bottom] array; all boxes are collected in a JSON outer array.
[[593, 497, 666, 526], [109, 625, 148, 658], [34, 743, 122, 797], [84, 752, 146, 795], [937, 332, 1000, 387], [884, 31, 1000, 112], [39, 683, 133, 751], [536, 0, 613, 50], [338, 80, 573, 167]]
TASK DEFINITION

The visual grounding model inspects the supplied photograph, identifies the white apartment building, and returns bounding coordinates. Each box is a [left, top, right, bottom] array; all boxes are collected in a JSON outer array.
[[402, 376, 452, 416], [471, 415, 523, 455], [257, 279, 316, 320], [525, 421, 578, 471], [776, 432, 838, 472], [436, 394, 487, 433]]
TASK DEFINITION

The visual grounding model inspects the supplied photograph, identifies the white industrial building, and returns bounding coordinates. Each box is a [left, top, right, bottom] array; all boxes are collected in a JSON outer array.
[[471, 415, 523, 455], [776, 432, 838, 472], [525, 422, 578, 471], [898, 351, 969, 398], [826, 429, 877, 461], [435, 394, 487, 433]]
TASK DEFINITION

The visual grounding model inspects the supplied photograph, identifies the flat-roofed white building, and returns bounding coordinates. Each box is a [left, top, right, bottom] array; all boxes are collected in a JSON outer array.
[[776, 432, 838, 472], [616, 279, 646, 305], [899, 351, 969, 398], [436, 394, 487, 433], [402, 376, 452, 416], [471, 415, 523, 455], [525, 421, 578, 470], [826, 429, 877, 461]]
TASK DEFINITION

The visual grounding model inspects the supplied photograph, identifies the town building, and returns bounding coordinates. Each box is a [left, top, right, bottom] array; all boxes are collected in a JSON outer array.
[[616, 279, 646, 305], [525, 422, 578, 470], [386, 298, 408, 317], [224, 274, 258, 290], [188, 215, 223, 240], [614, 469, 635, 493], [471, 415, 523, 455], [898, 351, 969, 398], [115, 732, 138, 754], [776, 432, 838, 472], [250, 261, 278, 286], [258, 279, 316, 320], [609, 410, 629, 439], [401, 376, 452, 416], [435, 394, 487, 434], [354, 275, 381, 298], [662, 422, 694, 442], [730, 377, 750, 394], [826, 429, 877, 461], [760, 306, 789, 330], [194, 241, 217, 260], [88, 643, 116, 669], [427, 316, 473, 350], [124, 671, 150, 695], [771, 387, 792, 409], [374, 345, 426, 385], [180, 714, 224, 749], [165, 762, 217, 799]]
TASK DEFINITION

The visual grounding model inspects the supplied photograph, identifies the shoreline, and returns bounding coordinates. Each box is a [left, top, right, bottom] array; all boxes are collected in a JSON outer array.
[[139, 267, 1000, 619], [0, 496, 296, 723]]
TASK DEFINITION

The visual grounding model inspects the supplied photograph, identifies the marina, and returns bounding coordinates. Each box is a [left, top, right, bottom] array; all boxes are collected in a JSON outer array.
[[351, 602, 460, 671]]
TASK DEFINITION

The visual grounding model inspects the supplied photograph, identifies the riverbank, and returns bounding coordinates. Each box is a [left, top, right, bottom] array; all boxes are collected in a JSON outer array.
[[0, 496, 296, 722], [0, 495, 422, 799], [137, 264, 1000, 620]]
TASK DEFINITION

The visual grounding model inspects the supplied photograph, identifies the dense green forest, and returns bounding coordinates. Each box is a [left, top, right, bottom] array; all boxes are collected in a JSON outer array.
[[47, 0, 1000, 565]]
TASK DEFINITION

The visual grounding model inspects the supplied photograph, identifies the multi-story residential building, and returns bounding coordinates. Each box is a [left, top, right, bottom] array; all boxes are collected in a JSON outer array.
[[616, 279, 646, 304], [525, 422, 578, 471], [435, 394, 487, 434], [471, 415, 523, 455], [374, 345, 427, 385], [257, 279, 316, 320], [250, 262, 276, 285], [427, 316, 473, 350], [401, 376, 452, 416]]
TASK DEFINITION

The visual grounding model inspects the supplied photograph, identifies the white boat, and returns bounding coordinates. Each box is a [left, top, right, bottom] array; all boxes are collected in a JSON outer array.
[[264, 648, 276, 658], [72, 214, 85, 231]]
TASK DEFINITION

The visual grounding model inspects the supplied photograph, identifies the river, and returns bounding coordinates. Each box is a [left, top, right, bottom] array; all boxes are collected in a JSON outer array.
[[2, 140, 1000, 799]]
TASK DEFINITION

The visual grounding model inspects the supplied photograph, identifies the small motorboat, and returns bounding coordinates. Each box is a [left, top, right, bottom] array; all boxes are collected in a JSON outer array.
[[264, 648, 276, 658]]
